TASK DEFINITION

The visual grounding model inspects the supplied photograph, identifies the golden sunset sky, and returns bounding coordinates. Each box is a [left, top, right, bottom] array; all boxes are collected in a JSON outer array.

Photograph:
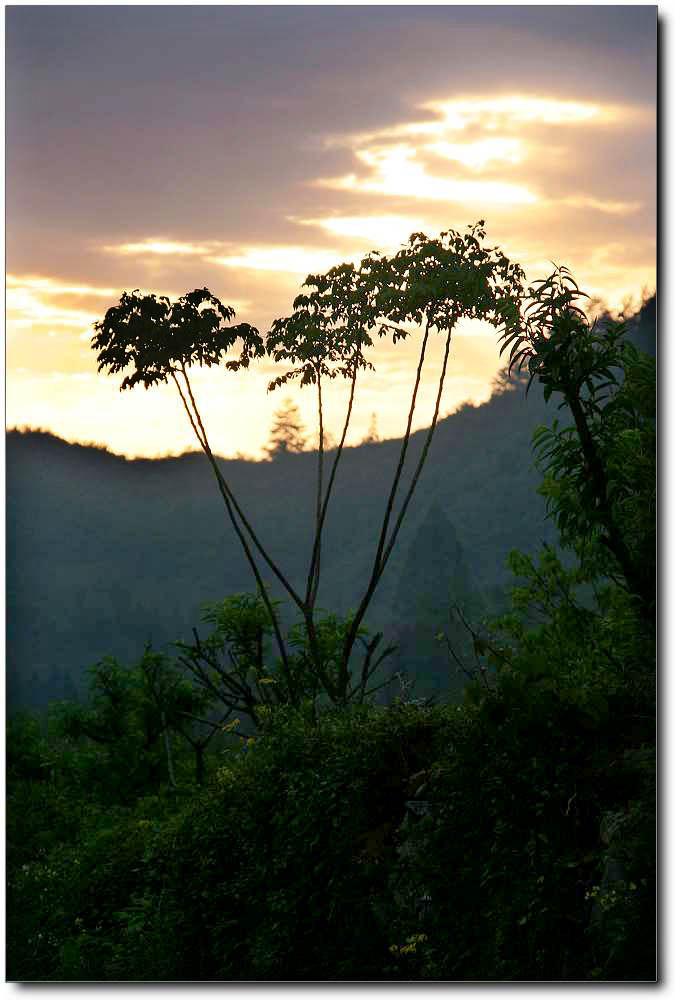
[[6, 6, 657, 459]]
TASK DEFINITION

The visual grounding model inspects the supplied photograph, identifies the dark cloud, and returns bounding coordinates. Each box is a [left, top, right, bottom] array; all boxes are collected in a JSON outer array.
[[7, 6, 656, 248]]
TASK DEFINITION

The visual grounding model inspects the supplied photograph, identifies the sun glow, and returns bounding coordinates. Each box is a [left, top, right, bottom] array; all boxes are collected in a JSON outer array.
[[6, 275, 118, 298], [6, 287, 98, 331], [319, 143, 537, 205], [427, 137, 524, 169], [333, 95, 622, 149], [296, 214, 430, 248], [104, 238, 215, 256], [314, 90, 650, 232], [424, 94, 618, 129], [561, 195, 641, 215], [207, 246, 351, 275]]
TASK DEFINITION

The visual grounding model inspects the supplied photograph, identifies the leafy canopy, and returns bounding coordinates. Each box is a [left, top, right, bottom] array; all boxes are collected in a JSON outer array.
[[92, 287, 265, 390], [266, 221, 526, 392], [266, 262, 376, 392], [369, 221, 526, 335]]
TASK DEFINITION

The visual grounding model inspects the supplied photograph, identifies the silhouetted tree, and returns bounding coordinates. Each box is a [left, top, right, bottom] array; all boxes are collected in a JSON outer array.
[[264, 399, 307, 459], [362, 412, 380, 443], [93, 224, 526, 705]]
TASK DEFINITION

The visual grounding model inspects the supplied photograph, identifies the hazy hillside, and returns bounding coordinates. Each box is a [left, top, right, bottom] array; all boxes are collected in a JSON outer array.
[[6, 298, 655, 709]]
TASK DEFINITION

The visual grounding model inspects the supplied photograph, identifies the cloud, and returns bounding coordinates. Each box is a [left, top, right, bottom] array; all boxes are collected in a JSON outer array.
[[294, 214, 431, 249], [207, 246, 353, 275], [318, 142, 538, 206], [334, 95, 623, 148], [6, 275, 118, 297], [6, 286, 98, 332], [316, 92, 642, 213], [560, 196, 641, 215], [426, 137, 524, 170], [422, 94, 621, 129], [103, 238, 222, 256], [6, 274, 181, 341]]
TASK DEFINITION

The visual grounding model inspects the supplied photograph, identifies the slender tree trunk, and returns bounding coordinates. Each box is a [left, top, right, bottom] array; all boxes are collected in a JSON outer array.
[[339, 316, 432, 683], [170, 369, 298, 701], [367, 317, 432, 583], [342, 320, 452, 675], [178, 368, 304, 603], [309, 370, 324, 606], [306, 348, 361, 609]]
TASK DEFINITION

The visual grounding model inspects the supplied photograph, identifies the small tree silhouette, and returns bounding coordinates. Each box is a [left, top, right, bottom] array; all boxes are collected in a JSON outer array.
[[362, 412, 380, 444], [265, 399, 307, 459]]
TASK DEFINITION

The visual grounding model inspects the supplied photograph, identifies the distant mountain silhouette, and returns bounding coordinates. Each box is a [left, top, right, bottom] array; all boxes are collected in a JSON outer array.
[[6, 297, 654, 709]]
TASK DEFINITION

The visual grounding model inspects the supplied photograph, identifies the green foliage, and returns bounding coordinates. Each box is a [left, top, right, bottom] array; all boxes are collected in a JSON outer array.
[[501, 267, 655, 618], [534, 339, 655, 598], [392, 275, 655, 979], [386, 691, 654, 980], [46, 645, 219, 803], [439, 294, 656, 977], [176, 592, 397, 724], [286, 610, 397, 708], [6, 713, 84, 870], [7, 687, 654, 980], [52, 656, 162, 801], [176, 592, 296, 725], [7, 711, 47, 782], [8, 703, 441, 980]]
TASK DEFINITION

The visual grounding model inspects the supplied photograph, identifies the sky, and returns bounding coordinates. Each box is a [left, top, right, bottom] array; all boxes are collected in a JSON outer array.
[[6, 5, 657, 459]]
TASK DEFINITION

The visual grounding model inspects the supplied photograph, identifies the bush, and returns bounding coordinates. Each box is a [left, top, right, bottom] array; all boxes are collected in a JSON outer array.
[[8, 689, 653, 981]]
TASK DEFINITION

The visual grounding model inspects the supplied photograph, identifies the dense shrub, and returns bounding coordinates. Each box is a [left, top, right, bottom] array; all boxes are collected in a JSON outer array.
[[8, 703, 439, 979], [7, 686, 654, 980]]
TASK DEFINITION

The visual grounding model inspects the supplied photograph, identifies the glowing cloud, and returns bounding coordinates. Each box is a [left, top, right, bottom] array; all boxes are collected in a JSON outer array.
[[316, 92, 645, 219], [207, 246, 351, 275], [423, 95, 619, 129], [296, 214, 431, 248], [561, 195, 641, 215], [6, 275, 118, 298], [426, 137, 524, 169], [333, 95, 621, 147], [6, 287, 98, 331], [5, 276, 184, 345], [104, 238, 216, 256], [319, 143, 537, 205]]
